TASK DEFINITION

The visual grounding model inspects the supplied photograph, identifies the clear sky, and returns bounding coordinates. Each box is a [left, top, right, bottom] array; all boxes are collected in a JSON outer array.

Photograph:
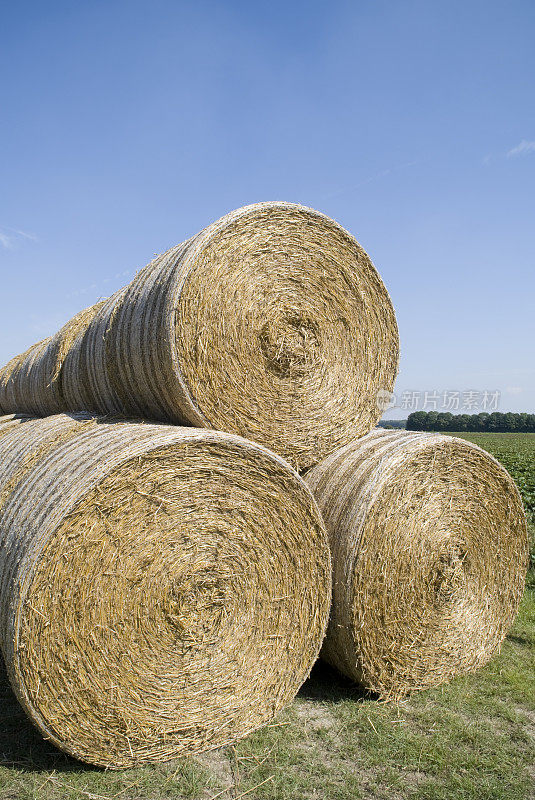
[[1, 0, 534, 417]]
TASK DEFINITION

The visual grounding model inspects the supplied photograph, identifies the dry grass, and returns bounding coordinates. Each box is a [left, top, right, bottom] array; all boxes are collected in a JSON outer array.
[[0, 413, 331, 769], [304, 428, 529, 698], [0, 203, 399, 470]]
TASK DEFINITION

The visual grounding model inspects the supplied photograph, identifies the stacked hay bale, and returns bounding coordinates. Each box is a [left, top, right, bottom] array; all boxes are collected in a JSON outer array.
[[0, 203, 528, 768], [0, 202, 399, 471], [304, 428, 529, 698], [0, 413, 330, 767], [0, 304, 107, 417]]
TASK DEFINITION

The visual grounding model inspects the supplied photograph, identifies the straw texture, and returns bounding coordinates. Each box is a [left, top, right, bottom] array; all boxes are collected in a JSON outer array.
[[304, 428, 529, 698], [0, 202, 399, 469], [0, 304, 106, 416], [0, 413, 331, 768]]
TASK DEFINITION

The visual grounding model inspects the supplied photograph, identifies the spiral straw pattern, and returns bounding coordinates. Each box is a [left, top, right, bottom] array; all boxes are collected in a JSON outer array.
[[304, 428, 528, 698], [0, 413, 330, 767], [0, 203, 399, 469]]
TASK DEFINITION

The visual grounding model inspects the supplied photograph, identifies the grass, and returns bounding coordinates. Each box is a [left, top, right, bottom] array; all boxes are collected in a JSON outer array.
[[0, 432, 533, 800]]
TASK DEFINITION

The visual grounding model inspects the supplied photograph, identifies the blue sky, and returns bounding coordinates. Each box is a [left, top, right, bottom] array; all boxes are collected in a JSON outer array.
[[1, 0, 534, 417]]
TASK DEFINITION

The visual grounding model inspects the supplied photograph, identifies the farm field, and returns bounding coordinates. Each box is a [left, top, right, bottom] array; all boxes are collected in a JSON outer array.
[[0, 433, 533, 800]]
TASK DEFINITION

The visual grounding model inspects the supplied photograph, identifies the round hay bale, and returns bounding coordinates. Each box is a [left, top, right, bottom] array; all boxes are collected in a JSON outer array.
[[304, 428, 529, 698], [0, 303, 107, 417], [0, 203, 399, 470], [0, 413, 331, 768], [0, 338, 51, 413]]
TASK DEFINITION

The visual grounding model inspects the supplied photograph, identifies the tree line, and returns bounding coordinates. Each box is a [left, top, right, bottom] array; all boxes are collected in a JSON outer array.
[[406, 411, 535, 433]]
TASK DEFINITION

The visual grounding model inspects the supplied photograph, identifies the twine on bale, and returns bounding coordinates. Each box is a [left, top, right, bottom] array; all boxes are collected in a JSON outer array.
[[0, 203, 399, 469], [0, 413, 331, 768], [304, 428, 529, 699], [0, 303, 106, 417]]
